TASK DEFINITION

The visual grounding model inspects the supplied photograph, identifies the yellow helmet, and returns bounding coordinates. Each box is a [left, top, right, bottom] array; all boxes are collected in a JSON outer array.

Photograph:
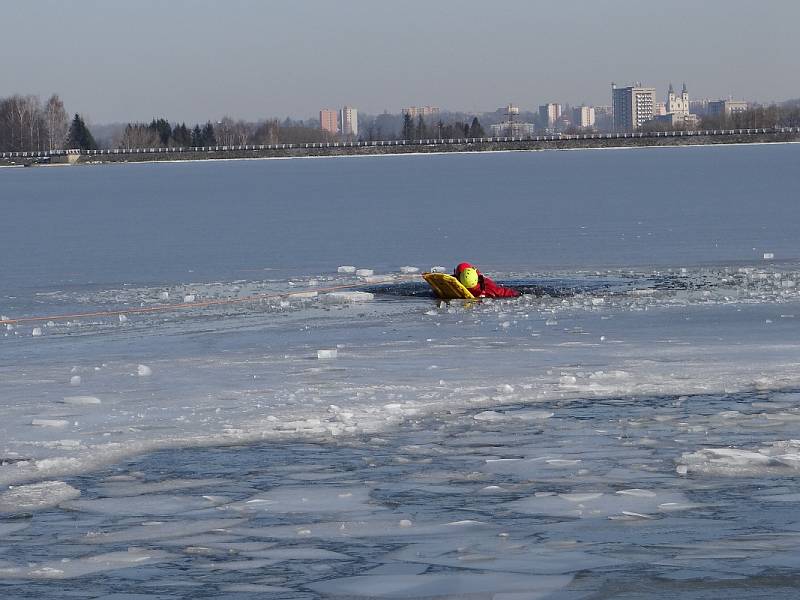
[[459, 267, 479, 289]]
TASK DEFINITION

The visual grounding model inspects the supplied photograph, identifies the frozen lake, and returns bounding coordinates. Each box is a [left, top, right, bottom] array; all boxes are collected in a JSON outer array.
[[2, 145, 800, 598]]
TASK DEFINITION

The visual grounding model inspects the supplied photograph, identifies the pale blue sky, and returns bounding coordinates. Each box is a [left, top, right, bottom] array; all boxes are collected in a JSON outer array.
[[2, 0, 797, 123]]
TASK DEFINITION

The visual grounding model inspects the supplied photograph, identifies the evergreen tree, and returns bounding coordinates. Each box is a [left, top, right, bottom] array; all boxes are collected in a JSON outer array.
[[469, 117, 485, 137], [202, 122, 216, 145], [191, 124, 203, 146], [416, 115, 427, 140], [149, 118, 172, 146], [402, 113, 414, 141], [171, 123, 191, 147], [66, 113, 97, 150]]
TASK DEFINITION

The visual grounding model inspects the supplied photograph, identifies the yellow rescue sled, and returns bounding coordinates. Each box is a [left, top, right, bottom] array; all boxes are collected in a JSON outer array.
[[422, 272, 475, 300]]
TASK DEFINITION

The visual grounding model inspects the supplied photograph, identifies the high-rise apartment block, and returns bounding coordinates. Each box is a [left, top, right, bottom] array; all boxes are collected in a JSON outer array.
[[612, 83, 656, 131], [539, 103, 561, 129], [319, 109, 338, 134], [573, 105, 596, 129], [340, 106, 358, 137]]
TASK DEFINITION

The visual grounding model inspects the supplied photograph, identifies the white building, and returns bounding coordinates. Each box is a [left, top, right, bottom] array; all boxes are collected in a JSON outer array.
[[653, 83, 698, 128], [340, 106, 358, 137], [490, 122, 535, 137], [538, 103, 561, 129], [572, 105, 596, 129]]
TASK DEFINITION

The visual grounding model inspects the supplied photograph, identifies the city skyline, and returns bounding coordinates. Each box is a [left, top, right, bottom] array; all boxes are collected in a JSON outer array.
[[1, 0, 797, 124]]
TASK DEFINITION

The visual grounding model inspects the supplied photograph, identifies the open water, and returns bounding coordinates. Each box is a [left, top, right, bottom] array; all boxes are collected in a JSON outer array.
[[2, 145, 800, 598]]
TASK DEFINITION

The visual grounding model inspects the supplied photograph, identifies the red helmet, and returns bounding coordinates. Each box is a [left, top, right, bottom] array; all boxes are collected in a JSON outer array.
[[455, 262, 474, 275]]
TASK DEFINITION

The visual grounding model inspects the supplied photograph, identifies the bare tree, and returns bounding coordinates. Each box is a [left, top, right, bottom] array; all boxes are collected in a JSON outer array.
[[117, 123, 161, 149], [45, 94, 68, 151]]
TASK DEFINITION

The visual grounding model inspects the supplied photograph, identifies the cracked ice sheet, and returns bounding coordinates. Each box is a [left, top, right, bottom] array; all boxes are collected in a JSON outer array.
[[5, 290, 800, 497]]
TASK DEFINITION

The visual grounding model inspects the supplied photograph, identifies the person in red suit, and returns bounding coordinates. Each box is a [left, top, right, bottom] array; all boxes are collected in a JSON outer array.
[[454, 262, 521, 298]]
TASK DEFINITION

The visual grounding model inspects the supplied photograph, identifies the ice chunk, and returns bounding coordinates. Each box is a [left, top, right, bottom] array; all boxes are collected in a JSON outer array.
[[355, 268, 374, 277], [159, 291, 170, 300], [137, 364, 152, 377], [62, 494, 224, 515], [31, 419, 69, 428], [62, 395, 101, 405], [32, 327, 42, 337], [84, 518, 244, 544], [430, 266, 447, 273], [118, 314, 128, 323], [763, 252, 774, 260], [400, 266, 419, 273], [321, 291, 374, 304], [226, 485, 380, 515], [317, 349, 338, 360], [0, 481, 80, 513], [506, 489, 694, 518], [69, 375, 81, 386], [183, 294, 196, 303], [337, 265, 356, 273], [0, 549, 172, 579]]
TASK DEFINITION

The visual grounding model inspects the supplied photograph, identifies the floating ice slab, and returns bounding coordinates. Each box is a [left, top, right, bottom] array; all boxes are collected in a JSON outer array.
[[0, 481, 80, 513], [307, 572, 572, 598], [62, 494, 224, 516], [355, 269, 374, 277], [506, 488, 695, 519], [0, 549, 172, 580], [61, 396, 101, 405], [321, 291, 374, 304], [226, 485, 380, 515], [83, 518, 245, 544], [337, 265, 356, 273], [317, 349, 338, 360], [137, 364, 152, 377], [400, 266, 419, 274]]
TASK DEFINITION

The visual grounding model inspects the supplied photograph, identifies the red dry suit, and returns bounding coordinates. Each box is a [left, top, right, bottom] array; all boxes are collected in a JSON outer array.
[[454, 262, 521, 298]]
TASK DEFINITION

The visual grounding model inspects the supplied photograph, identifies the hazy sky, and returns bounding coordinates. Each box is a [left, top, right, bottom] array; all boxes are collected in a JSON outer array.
[[2, 0, 797, 123]]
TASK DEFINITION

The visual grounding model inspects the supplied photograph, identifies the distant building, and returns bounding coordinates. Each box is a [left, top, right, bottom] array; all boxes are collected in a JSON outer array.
[[707, 99, 749, 117], [612, 83, 656, 131], [340, 106, 358, 137], [594, 105, 613, 131], [319, 109, 338, 134], [402, 106, 440, 120], [490, 122, 535, 137], [491, 104, 534, 137], [666, 82, 690, 116], [652, 83, 698, 128], [538, 103, 561, 129], [572, 105, 596, 129]]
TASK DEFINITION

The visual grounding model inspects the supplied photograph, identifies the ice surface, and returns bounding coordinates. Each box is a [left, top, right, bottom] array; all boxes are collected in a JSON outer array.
[[317, 348, 338, 359]]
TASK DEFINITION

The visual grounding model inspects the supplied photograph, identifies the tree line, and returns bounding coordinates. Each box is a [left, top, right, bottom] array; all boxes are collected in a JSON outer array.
[[401, 114, 485, 141]]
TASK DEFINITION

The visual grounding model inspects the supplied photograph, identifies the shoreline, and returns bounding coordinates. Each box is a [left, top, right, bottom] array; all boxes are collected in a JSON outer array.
[[2, 131, 799, 168]]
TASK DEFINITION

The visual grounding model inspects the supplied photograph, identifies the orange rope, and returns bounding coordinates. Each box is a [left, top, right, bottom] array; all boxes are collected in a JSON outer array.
[[0, 274, 422, 325]]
